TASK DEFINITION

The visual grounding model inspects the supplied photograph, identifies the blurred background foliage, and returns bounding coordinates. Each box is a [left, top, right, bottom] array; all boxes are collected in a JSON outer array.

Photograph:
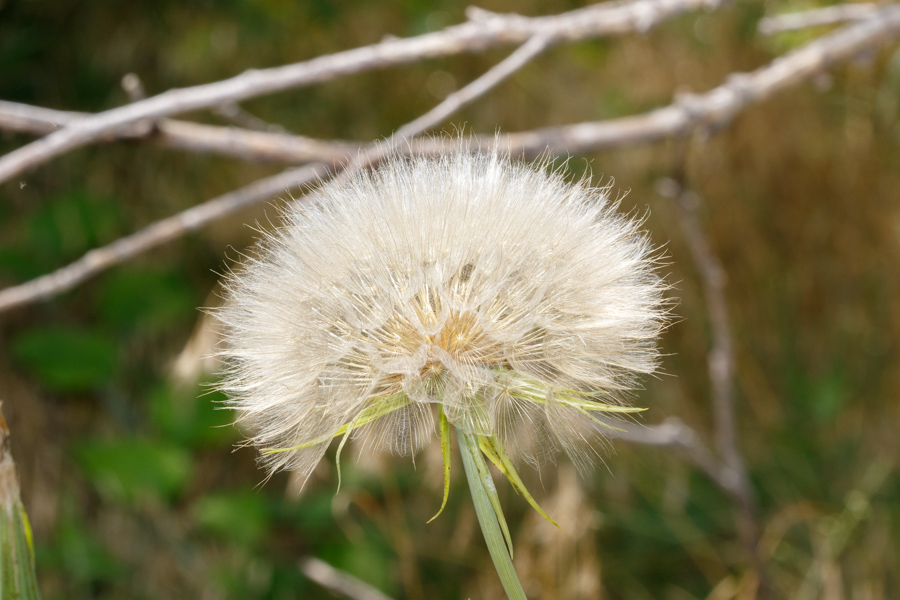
[[1, 0, 899, 598]]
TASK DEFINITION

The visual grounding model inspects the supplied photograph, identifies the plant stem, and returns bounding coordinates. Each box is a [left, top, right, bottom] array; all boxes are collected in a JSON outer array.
[[456, 428, 527, 600]]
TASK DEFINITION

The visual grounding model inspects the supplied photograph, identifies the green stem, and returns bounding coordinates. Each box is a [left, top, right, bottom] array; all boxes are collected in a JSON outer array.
[[456, 428, 528, 600]]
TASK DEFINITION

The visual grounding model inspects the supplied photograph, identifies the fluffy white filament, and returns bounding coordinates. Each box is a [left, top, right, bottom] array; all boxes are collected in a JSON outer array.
[[217, 151, 667, 480]]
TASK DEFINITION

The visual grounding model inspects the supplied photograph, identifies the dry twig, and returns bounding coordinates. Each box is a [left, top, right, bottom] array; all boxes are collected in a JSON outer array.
[[658, 175, 768, 592], [3, 9, 900, 314], [758, 3, 881, 35], [6, 5, 900, 168], [0, 25, 559, 313], [679, 187, 748, 500], [213, 102, 292, 133], [300, 557, 396, 600], [0, 100, 356, 165], [608, 417, 733, 491], [0, 164, 329, 313], [395, 32, 554, 139], [656, 178, 751, 500], [0, 0, 720, 186]]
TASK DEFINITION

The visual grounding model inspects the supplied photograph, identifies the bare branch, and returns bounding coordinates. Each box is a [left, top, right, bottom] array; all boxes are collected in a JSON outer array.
[[3, 10, 900, 314], [670, 180, 758, 511], [657, 179, 743, 482], [0, 164, 331, 313], [759, 3, 881, 35], [154, 120, 355, 164], [497, 7, 900, 154], [212, 102, 292, 134], [0, 100, 356, 165], [0, 28, 552, 313], [0, 101, 79, 135], [395, 33, 553, 139], [659, 175, 768, 592], [6, 4, 900, 169], [609, 417, 743, 494], [0, 0, 719, 186], [300, 557, 396, 600]]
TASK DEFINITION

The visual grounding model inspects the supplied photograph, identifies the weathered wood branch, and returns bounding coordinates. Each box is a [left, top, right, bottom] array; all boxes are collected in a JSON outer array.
[[0, 0, 721, 186], [2, 10, 899, 314]]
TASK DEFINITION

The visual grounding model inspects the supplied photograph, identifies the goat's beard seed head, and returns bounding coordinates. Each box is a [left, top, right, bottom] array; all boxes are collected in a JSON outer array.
[[217, 151, 668, 482]]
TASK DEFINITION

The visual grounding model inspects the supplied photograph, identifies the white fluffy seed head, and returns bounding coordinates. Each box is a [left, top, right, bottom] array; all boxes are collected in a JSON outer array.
[[217, 150, 668, 480]]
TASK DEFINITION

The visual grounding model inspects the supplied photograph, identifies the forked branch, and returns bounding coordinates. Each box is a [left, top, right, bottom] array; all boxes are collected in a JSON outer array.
[[0, 0, 721, 186], [3, 9, 899, 314]]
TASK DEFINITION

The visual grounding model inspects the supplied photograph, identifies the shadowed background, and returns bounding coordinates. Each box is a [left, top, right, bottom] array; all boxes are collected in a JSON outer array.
[[1, 0, 899, 598]]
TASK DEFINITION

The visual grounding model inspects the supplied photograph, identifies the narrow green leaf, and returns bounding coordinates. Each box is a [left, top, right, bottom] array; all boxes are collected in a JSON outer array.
[[471, 436, 513, 557], [499, 369, 647, 415], [572, 405, 628, 432], [263, 392, 410, 454], [427, 405, 452, 523], [483, 436, 559, 529], [556, 394, 647, 415]]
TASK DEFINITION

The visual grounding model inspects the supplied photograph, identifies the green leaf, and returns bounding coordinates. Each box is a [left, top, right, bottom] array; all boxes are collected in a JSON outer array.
[[148, 385, 235, 448], [192, 492, 270, 547], [1, 505, 42, 600], [479, 436, 558, 529], [427, 405, 452, 523], [97, 268, 195, 333], [321, 543, 393, 598], [26, 191, 124, 273], [76, 439, 191, 503], [282, 491, 334, 535], [11, 326, 117, 392], [51, 520, 123, 585]]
